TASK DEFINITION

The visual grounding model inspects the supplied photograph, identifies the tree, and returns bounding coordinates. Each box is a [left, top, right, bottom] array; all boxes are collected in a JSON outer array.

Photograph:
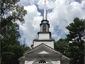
[[0, 0, 27, 37], [54, 18, 85, 64], [54, 39, 69, 56], [0, 0, 28, 64], [66, 18, 85, 64], [0, 0, 27, 32], [67, 18, 85, 42], [0, 19, 29, 64]]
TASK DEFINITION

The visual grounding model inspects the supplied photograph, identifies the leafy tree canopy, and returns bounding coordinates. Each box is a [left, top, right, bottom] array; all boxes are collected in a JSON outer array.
[[0, 0, 29, 64], [55, 17, 85, 64]]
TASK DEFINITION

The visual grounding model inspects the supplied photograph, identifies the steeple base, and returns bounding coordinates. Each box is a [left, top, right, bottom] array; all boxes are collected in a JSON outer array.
[[33, 39, 54, 49]]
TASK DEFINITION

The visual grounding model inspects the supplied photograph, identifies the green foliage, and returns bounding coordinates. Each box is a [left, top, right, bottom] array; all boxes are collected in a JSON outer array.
[[54, 39, 69, 55], [54, 18, 85, 64], [66, 18, 85, 41], [0, 0, 28, 64], [0, 0, 27, 22], [66, 18, 85, 64], [0, 19, 29, 64]]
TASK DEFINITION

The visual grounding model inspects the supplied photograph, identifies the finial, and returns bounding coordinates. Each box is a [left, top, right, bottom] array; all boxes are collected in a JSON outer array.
[[43, 0, 47, 20]]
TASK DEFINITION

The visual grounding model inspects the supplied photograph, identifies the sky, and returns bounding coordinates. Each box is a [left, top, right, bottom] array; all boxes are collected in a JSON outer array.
[[17, 0, 85, 46]]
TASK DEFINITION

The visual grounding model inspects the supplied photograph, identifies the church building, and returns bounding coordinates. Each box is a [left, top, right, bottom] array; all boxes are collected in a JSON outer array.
[[19, 0, 70, 64]]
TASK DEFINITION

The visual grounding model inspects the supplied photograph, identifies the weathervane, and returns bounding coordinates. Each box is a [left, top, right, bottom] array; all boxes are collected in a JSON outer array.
[[43, 0, 47, 20]]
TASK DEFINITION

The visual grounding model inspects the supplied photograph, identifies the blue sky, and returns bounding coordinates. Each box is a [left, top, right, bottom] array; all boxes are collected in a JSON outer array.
[[17, 0, 85, 46]]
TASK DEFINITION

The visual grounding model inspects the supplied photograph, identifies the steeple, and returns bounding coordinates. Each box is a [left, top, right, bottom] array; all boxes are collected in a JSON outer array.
[[40, 0, 50, 32], [33, 0, 54, 49]]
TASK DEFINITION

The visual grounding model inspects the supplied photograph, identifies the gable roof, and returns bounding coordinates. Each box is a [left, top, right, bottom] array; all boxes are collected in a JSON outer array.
[[24, 43, 61, 55], [19, 43, 70, 61]]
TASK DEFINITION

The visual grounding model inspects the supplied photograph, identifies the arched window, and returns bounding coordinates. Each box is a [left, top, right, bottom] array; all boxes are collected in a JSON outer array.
[[39, 60, 46, 63], [43, 24, 46, 32]]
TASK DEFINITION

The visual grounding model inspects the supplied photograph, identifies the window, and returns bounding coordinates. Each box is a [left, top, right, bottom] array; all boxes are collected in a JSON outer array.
[[39, 60, 46, 63], [43, 24, 46, 32]]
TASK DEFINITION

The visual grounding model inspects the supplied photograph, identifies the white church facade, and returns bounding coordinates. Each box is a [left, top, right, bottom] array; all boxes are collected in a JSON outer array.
[[19, 19, 70, 64], [19, 0, 70, 64]]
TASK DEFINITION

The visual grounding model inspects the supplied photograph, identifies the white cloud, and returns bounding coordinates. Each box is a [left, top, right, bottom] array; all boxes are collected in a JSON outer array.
[[48, 0, 85, 40], [18, 5, 41, 46], [18, 0, 85, 46]]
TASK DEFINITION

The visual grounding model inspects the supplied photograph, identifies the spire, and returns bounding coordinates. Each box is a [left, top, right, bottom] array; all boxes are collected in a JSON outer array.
[[43, 0, 47, 20], [40, 0, 50, 32]]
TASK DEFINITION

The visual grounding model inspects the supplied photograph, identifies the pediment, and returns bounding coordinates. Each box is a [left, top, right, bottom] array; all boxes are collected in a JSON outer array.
[[24, 43, 62, 56], [19, 43, 70, 61]]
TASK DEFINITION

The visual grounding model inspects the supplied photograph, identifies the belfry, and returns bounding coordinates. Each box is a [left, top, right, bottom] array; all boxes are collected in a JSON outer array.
[[19, 0, 70, 64]]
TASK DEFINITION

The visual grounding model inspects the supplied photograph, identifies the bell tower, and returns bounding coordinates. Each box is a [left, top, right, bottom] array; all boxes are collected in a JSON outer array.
[[33, 0, 54, 48], [40, 20, 50, 32]]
